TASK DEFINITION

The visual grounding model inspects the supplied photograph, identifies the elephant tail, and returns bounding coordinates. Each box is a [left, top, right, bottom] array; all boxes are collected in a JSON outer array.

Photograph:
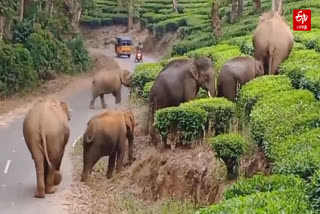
[[268, 48, 276, 75], [40, 132, 53, 169]]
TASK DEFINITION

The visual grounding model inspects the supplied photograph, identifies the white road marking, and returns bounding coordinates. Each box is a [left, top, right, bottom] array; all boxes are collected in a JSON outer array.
[[72, 135, 82, 148], [3, 160, 11, 174]]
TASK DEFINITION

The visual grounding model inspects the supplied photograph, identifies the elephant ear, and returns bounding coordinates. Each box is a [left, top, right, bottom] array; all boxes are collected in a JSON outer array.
[[84, 118, 96, 143], [120, 69, 131, 87], [189, 60, 199, 81], [60, 101, 71, 121]]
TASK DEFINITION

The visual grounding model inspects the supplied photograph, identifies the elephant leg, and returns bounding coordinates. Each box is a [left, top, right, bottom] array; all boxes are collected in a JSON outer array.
[[90, 94, 97, 109], [99, 94, 107, 108], [81, 151, 101, 182], [112, 89, 121, 105], [45, 168, 56, 194], [33, 155, 46, 198], [116, 139, 125, 173], [106, 152, 116, 179]]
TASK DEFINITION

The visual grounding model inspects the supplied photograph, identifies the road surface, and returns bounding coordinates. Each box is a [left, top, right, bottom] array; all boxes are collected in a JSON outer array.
[[0, 49, 156, 214]]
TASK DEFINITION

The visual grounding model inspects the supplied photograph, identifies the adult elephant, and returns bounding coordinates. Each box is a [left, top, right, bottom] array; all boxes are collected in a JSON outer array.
[[146, 57, 216, 147], [89, 69, 131, 109], [252, 10, 294, 75], [80, 109, 135, 182], [217, 56, 264, 101], [23, 96, 71, 198]]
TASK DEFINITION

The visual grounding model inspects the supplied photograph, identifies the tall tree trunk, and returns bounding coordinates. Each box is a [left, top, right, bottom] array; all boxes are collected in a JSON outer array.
[[20, 0, 25, 21], [211, 1, 221, 38], [276, 0, 282, 15], [271, 0, 275, 11], [230, 0, 237, 23], [0, 16, 4, 41], [173, 0, 178, 13], [44, 0, 51, 12], [253, 0, 261, 13], [237, 0, 243, 17], [127, 0, 133, 32]]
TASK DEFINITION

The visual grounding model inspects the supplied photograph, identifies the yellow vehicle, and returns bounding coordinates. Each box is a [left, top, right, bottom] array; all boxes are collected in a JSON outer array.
[[115, 36, 133, 58]]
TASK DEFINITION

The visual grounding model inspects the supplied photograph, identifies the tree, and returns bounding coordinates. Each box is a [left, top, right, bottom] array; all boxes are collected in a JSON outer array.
[[211, 0, 222, 38], [173, 0, 178, 13], [272, 0, 282, 15], [230, 0, 237, 23], [19, 0, 24, 21], [119, 0, 143, 32], [237, 0, 243, 17], [253, 0, 261, 13]]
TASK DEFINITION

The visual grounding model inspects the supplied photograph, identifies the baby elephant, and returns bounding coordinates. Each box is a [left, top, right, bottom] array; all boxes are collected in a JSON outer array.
[[217, 56, 264, 101], [89, 69, 131, 109], [80, 109, 135, 182]]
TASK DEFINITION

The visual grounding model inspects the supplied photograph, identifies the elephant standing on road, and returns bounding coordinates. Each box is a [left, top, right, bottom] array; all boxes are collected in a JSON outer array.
[[217, 56, 264, 101], [252, 11, 294, 75], [23, 97, 71, 198], [146, 57, 216, 147], [89, 69, 131, 109], [80, 109, 135, 182]]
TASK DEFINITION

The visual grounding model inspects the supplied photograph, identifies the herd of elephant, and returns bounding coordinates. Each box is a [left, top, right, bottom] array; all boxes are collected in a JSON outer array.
[[21, 10, 294, 198]]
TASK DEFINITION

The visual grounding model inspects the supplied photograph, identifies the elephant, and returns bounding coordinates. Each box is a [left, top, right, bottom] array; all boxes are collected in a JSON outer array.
[[22, 96, 71, 198], [217, 56, 264, 101], [80, 109, 135, 182], [89, 69, 131, 109], [252, 10, 294, 75], [146, 57, 216, 147]]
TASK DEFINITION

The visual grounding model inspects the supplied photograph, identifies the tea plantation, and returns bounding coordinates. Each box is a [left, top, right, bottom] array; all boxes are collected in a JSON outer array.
[[130, 0, 320, 212]]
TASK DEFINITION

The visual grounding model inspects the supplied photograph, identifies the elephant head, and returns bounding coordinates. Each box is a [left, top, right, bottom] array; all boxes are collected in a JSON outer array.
[[190, 57, 216, 97], [254, 60, 264, 77], [120, 69, 131, 87], [60, 101, 71, 121]]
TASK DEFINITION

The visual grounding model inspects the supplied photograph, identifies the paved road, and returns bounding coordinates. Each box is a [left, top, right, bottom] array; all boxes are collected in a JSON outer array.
[[0, 50, 156, 214]]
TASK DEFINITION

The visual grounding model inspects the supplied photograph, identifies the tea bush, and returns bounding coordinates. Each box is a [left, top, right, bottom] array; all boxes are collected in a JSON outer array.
[[271, 128, 320, 179], [130, 62, 163, 95], [211, 133, 247, 179], [236, 75, 293, 122], [294, 29, 320, 52], [279, 49, 320, 89], [196, 190, 313, 214], [308, 169, 320, 210], [0, 42, 36, 97], [185, 44, 242, 70], [153, 16, 188, 39], [142, 81, 154, 100], [225, 174, 307, 200], [154, 106, 207, 143], [181, 98, 236, 134], [250, 90, 320, 155], [222, 35, 254, 56], [301, 69, 320, 99], [171, 32, 217, 56]]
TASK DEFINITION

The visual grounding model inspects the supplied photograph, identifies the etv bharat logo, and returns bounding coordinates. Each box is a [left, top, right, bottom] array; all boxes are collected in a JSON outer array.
[[293, 9, 311, 31]]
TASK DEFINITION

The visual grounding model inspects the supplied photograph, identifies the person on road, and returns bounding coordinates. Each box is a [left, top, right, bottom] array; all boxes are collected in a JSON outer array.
[[136, 42, 143, 52]]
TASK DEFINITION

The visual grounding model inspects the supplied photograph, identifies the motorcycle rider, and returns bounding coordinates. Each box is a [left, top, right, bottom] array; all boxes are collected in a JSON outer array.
[[136, 42, 143, 52]]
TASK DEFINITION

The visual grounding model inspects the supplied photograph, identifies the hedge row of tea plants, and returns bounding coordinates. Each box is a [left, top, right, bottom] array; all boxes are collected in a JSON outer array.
[[80, 0, 129, 27], [154, 98, 236, 145], [197, 174, 314, 213]]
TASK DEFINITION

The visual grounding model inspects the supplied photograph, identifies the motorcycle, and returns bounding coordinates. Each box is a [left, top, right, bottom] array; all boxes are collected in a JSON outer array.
[[135, 49, 143, 63]]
